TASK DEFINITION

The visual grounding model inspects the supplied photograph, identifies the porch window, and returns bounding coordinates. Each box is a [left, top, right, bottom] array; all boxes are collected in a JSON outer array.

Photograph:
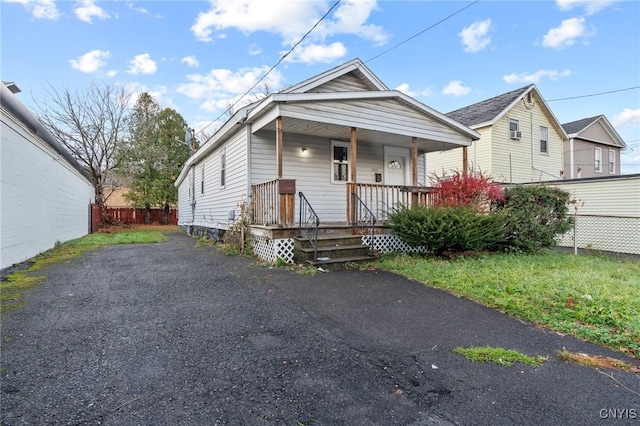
[[539, 126, 548, 154], [594, 147, 602, 173], [609, 150, 616, 174], [220, 150, 226, 187], [331, 141, 350, 183]]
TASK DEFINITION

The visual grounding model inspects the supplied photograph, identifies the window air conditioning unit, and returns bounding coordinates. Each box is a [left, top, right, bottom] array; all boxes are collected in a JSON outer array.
[[510, 130, 521, 140]]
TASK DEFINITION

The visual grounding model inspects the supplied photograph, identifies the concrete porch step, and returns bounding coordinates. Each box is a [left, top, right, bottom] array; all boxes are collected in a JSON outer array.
[[305, 253, 379, 271]]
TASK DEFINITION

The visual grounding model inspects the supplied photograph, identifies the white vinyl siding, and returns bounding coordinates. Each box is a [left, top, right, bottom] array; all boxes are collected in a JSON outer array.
[[180, 130, 248, 230], [310, 72, 371, 93], [594, 147, 602, 173]]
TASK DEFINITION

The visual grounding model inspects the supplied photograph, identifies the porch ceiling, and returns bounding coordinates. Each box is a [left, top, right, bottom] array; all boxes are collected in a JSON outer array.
[[260, 117, 464, 153]]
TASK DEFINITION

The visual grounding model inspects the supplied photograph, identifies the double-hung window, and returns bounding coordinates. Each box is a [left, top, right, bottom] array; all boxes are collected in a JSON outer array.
[[608, 150, 616, 174], [509, 119, 520, 140], [220, 150, 226, 187], [331, 141, 350, 183], [539, 126, 549, 154], [594, 147, 602, 173], [200, 165, 205, 194]]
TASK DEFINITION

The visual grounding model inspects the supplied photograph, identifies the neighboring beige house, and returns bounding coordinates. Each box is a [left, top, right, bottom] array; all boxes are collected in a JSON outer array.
[[425, 85, 568, 183], [561, 115, 626, 179]]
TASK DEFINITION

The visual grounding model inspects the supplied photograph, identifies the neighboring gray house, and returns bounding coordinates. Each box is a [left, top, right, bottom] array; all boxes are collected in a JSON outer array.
[[425, 85, 568, 183], [1, 82, 94, 269], [174, 58, 479, 263], [561, 115, 627, 179]]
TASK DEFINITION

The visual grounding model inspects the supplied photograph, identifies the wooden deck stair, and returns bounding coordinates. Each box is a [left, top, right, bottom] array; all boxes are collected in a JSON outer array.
[[293, 233, 378, 270]]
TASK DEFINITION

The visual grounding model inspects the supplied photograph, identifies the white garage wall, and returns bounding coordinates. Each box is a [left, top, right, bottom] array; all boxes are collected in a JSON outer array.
[[1, 104, 94, 269]]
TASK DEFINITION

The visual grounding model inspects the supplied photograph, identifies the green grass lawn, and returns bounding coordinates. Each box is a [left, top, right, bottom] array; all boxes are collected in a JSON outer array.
[[1, 227, 169, 312], [376, 251, 640, 359]]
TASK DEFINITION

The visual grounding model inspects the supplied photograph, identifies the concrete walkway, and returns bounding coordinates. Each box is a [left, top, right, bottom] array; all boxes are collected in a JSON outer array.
[[1, 232, 638, 425]]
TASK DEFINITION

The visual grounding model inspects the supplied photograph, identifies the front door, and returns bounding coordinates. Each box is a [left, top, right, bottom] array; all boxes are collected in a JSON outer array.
[[386, 154, 406, 185]]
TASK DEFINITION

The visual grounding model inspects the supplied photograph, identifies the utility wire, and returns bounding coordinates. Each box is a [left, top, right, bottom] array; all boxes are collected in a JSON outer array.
[[365, 0, 479, 64], [198, 0, 342, 137], [547, 86, 640, 102]]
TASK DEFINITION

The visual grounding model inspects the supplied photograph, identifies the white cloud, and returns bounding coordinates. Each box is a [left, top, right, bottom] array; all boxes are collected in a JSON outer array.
[[191, 0, 321, 43], [181, 55, 200, 68], [503, 69, 572, 84], [248, 44, 262, 56], [395, 83, 416, 97], [69, 50, 111, 73], [286, 42, 348, 64], [176, 66, 284, 103], [319, 0, 388, 46], [442, 81, 471, 97], [127, 54, 158, 75], [74, 0, 110, 23], [190, 0, 387, 46], [542, 17, 594, 49], [459, 19, 492, 52], [556, 0, 618, 15], [5, 0, 60, 19], [612, 108, 640, 127]]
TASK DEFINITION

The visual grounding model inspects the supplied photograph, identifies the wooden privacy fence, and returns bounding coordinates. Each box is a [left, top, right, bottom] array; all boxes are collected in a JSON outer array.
[[101, 207, 177, 226]]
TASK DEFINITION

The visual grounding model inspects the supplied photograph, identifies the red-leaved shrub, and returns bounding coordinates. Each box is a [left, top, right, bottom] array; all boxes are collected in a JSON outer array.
[[431, 170, 504, 212]]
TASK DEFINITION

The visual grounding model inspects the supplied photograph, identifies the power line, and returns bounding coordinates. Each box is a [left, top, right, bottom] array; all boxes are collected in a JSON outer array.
[[547, 86, 640, 102], [365, 0, 479, 64], [197, 0, 342, 138]]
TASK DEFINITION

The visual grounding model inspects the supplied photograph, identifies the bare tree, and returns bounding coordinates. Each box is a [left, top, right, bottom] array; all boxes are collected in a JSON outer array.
[[34, 82, 131, 222]]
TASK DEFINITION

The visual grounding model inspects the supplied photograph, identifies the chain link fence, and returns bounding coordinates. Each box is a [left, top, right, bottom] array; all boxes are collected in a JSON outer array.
[[556, 215, 640, 255]]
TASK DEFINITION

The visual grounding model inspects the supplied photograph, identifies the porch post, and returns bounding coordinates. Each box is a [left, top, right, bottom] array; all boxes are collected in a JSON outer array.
[[350, 127, 357, 182], [348, 127, 357, 226], [462, 146, 468, 177], [276, 116, 283, 179], [412, 137, 418, 186]]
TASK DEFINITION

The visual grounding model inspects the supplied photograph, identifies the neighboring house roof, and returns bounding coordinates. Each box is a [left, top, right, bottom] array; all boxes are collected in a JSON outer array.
[[175, 58, 480, 187], [562, 115, 626, 149], [446, 84, 568, 139]]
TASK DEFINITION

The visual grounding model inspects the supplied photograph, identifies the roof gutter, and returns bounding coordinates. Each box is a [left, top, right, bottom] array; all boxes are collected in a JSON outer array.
[[0, 83, 92, 182]]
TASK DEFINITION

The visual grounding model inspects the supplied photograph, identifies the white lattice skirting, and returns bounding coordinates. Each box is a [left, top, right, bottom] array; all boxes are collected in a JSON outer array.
[[251, 235, 295, 264], [250, 233, 426, 264], [556, 215, 640, 255]]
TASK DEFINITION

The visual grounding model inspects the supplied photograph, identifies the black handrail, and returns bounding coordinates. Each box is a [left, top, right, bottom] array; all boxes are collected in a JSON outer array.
[[351, 192, 377, 254], [298, 192, 320, 261]]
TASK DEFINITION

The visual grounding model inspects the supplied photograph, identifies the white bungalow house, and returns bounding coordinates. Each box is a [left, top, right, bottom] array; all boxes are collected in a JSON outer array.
[[174, 59, 479, 264], [1, 82, 94, 270]]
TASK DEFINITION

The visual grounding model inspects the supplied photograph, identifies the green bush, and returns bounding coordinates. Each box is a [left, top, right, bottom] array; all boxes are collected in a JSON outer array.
[[388, 205, 505, 256], [499, 185, 574, 252]]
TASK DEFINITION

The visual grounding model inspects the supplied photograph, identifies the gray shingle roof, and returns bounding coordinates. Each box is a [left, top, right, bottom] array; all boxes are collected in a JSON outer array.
[[446, 85, 533, 127], [561, 115, 601, 135]]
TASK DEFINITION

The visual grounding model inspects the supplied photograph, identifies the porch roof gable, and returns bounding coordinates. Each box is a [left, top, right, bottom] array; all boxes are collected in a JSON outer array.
[[280, 58, 388, 94]]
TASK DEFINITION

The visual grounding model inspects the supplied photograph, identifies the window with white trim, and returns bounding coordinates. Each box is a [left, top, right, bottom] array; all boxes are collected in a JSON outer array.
[[331, 141, 350, 183], [220, 150, 226, 187], [594, 147, 602, 173], [539, 126, 548, 154], [608, 150, 616, 174], [509, 119, 520, 140], [200, 164, 205, 194]]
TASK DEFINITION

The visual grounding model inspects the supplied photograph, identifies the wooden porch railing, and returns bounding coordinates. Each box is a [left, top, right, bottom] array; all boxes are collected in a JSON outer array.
[[251, 179, 296, 226], [347, 183, 435, 224]]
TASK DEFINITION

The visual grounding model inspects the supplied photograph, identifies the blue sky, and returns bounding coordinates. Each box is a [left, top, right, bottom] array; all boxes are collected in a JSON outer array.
[[2, 0, 639, 173]]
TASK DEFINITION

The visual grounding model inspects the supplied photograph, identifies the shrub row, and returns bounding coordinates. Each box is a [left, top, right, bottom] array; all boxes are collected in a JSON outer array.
[[388, 185, 573, 255]]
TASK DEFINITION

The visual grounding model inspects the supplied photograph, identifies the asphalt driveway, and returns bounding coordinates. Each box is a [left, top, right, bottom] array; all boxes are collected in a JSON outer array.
[[1, 231, 638, 425]]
